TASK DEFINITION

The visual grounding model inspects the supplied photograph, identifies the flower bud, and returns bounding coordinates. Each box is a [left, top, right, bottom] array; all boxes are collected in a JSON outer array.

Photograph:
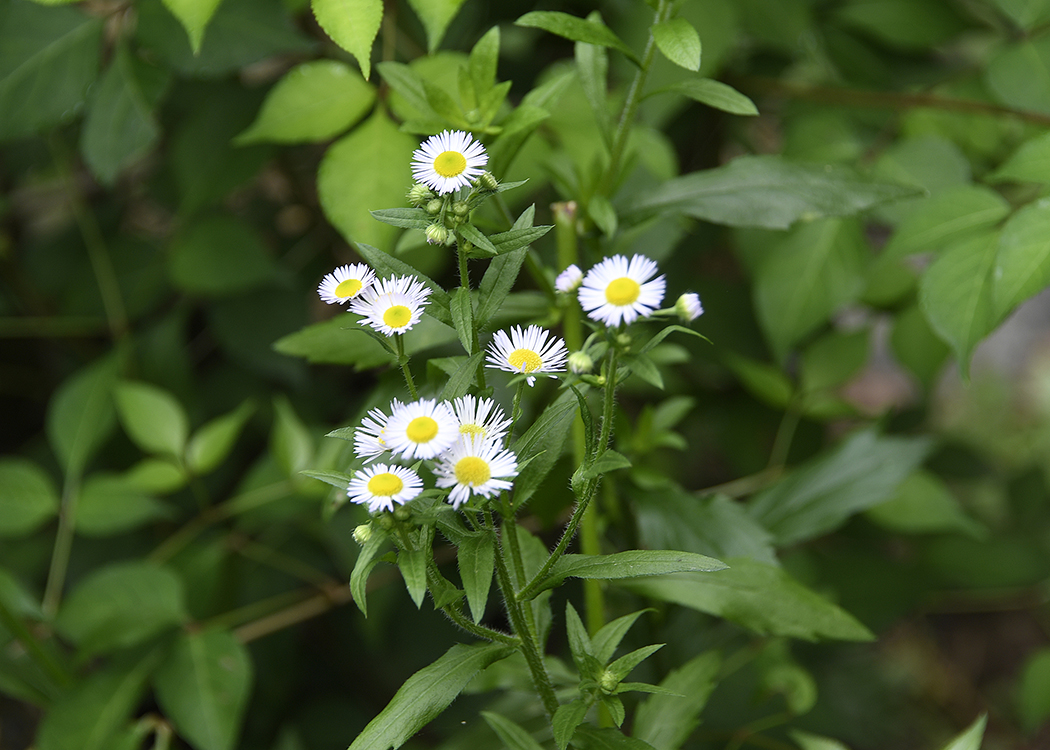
[[477, 171, 499, 191], [393, 504, 412, 522], [452, 200, 470, 217], [406, 183, 433, 207], [352, 523, 373, 544], [568, 351, 594, 374], [599, 670, 619, 693], [676, 292, 704, 322], [555, 264, 583, 293], [377, 513, 395, 530], [615, 333, 632, 349], [425, 223, 450, 245], [425, 198, 443, 215]]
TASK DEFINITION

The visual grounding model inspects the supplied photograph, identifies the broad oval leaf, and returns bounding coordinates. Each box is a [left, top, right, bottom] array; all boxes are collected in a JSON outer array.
[[162, 0, 223, 52], [76, 473, 171, 537], [992, 200, 1050, 323], [235, 60, 375, 144], [991, 131, 1050, 184], [311, 0, 383, 80], [349, 642, 514, 750], [114, 381, 189, 458], [650, 19, 701, 71], [155, 629, 253, 750], [186, 400, 255, 475], [0, 458, 59, 537], [881, 184, 1010, 258], [47, 358, 118, 477], [986, 36, 1050, 115]]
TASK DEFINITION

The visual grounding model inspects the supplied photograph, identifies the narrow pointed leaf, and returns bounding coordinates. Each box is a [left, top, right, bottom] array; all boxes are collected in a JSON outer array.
[[536, 550, 727, 593], [592, 609, 650, 663], [940, 714, 987, 750], [457, 531, 494, 622], [481, 711, 546, 750], [515, 11, 638, 63], [660, 78, 756, 115], [553, 698, 589, 750], [350, 528, 390, 616], [634, 651, 721, 750], [399, 546, 427, 608]]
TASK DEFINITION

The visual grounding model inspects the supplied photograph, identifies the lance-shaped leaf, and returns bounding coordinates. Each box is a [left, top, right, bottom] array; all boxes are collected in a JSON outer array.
[[399, 546, 427, 608], [573, 726, 658, 750], [620, 155, 920, 229], [457, 530, 494, 622], [406, 0, 468, 52], [533, 550, 726, 593], [354, 242, 452, 326], [553, 699, 589, 750], [481, 712, 545, 750], [515, 11, 638, 64], [0, 458, 59, 538], [311, 0, 382, 80], [350, 527, 390, 616], [634, 651, 721, 750], [511, 393, 578, 508], [440, 351, 485, 401], [349, 642, 514, 750], [653, 78, 757, 116], [477, 249, 527, 328], [940, 714, 986, 750], [369, 207, 432, 230]]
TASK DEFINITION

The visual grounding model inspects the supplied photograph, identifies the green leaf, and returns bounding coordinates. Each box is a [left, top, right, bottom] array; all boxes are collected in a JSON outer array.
[[986, 36, 1050, 115], [535, 550, 727, 593], [865, 471, 984, 538], [186, 400, 254, 475], [991, 131, 1050, 183], [0, 3, 102, 140], [469, 27, 500, 97], [162, 0, 223, 52], [311, 0, 382, 80], [169, 215, 279, 296], [369, 207, 432, 230], [351, 527, 390, 616], [440, 351, 485, 401], [274, 315, 457, 367], [317, 110, 418, 250], [573, 726, 658, 750], [621, 155, 920, 230], [481, 711, 546, 750], [890, 303, 950, 389], [651, 19, 701, 71], [399, 545, 427, 608], [55, 562, 187, 656], [919, 231, 999, 375], [939, 714, 986, 750], [881, 185, 1010, 259], [349, 642, 514, 750], [565, 602, 594, 675], [477, 250, 526, 328], [36, 651, 161, 750], [1018, 649, 1050, 732], [270, 396, 313, 478], [76, 473, 170, 537], [720, 351, 793, 408], [457, 530, 494, 623], [588, 194, 618, 237], [583, 449, 632, 479], [790, 730, 852, 750], [634, 652, 721, 750], [114, 381, 189, 458], [592, 610, 648, 663], [576, 23, 611, 144], [800, 330, 869, 394], [47, 358, 118, 477], [81, 46, 166, 185], [0, 458, 59, 537], [489, 226, 552, 256], [406, 0, 468, 52], [658, 78, 756, 115], [553, 699, 589, 750], [834, 0, 965, 49], [618, 559, 874, 642], [510, 393, 578, 508], [300, 469, 353, 490], [753, 218, 867, 361], [354, 242, 452, 324], [376, 61, 436, 121], [154, 629, 253, 750], [748, 429, 931, 545], [992, 201, 1050, 323], [459, 222, 498, 256], [235, 60, 375, 144], [606, 644, 664, 683], [515, 11, 638, 64], [123, 458, 186, 494]]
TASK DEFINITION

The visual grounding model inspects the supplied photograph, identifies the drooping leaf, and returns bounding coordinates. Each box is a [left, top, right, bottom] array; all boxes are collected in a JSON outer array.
[[618, 559, 874, 642], [515, 11, 638, 63], [650, 18, 701, 71], [406, 0, 468, 52], [0, 458, 59, 538], [162, 0, 223, 52], [154, 629, 253, 750], [657, 78, 756, 115], [621, 155, 920, 229], [114, 381, 189, 458], [46, 358, 118, 478], [350, 527, 390, 616], [349, 642, 514, 750], [311, 0, 382, 80], [235, 60, 375, 144], [747, 429, 932, 545], [634, 652, 721, 750]]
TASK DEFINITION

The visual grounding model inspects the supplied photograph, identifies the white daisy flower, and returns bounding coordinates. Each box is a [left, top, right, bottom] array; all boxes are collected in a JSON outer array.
[[411, 130, 488, 195], [317, 263, 376, 305], [384, 398, 459, 460], [485, 325, 568, 386], [676, 292, 704, 322], [578, 254, 666, 327], [349, 275, 431, 337], [555, 264, 583, 293], [353, 400, 402, 462], [347, 463, 423, 513], [434, 435, 518, 509], [452, 395, 512, 444]]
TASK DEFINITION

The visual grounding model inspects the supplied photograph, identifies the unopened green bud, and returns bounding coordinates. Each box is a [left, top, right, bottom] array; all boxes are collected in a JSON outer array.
[[425, 223, 450, 245], [568, 351, 594, 374], [599, 670, 619, 693], [377, 513, 395, 530], [353, 523, 373, 544], [615, 333, 632, 350], [477, 171, 499, 191], [453, 200, 470, 217], [406, 183, 433, 207], [393, 504, 412, 522], [425, 198, 443, 215]]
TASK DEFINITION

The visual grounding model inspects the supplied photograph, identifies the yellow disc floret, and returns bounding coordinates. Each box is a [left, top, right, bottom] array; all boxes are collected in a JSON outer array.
[[434, 150, 468, 177], [383, 305, 412, 329], [367, 472, 404, 496], [455, 456, 491, 486], [335, 278, 363, 298], [605, 277, 641, 306], [507, 348, 543, 373], [406, 416, 439, 444]]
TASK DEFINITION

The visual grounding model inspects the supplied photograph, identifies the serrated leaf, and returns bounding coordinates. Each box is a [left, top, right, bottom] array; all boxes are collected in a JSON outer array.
[[460, 222, 498, 255], [565, 602, 594, 674], [162, 0, 222, 52], [534, 550, 726, 594], [481, 711, 545, 750], [349, 642, 514, 750], [318, 110, 417, 249], [47, 359, 118, 477], [488, 225, 552, 256], [634, 652, 721, 750], [919, 231, 998, 375], [622, 155, 920, 229], [311, 0, 382, 80], [660, 78, 756, 115], [651, 19, 701, 71], [407, 0, 468, 52], [0, 458, 59, 537], [592, 610, 650, 663], [606, 644, 664, 682], [235, 60, 374, 144], [154, 629, 253, 750], [457, 531, 494, 622], [114, 381, 189, 458], [515, 11, 638, 64], [619, 559, 874, 642]]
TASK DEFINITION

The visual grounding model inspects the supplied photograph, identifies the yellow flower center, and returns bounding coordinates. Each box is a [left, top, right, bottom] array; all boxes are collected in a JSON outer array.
[[406, 416, 439, 444], [460, 423, 486, 437], [383, 305, 412, 329], [335, 278, 363, 298], [508, 348, 542, 373], [367, 472, 403, 496], [455, 456, 491, 486], [605, 277, 641, 306], [433, 150, 467, 178]]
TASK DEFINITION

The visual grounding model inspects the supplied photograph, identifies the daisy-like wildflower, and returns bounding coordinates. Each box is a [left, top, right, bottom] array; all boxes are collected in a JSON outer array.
[[349, 275, 431, 337], [452, 395, 512, 444], [317, 263, 376, 305], [555, 264, 583, 293], [347, 463, 423, 513], [486, 325, 568, 386], [676, 292, 704, 322], [353, 400, 402, 462], [578, 254, 666, 327], [384, 398, 459, 460], [411, 130, 488, 195], [434, 435, 519, 509]]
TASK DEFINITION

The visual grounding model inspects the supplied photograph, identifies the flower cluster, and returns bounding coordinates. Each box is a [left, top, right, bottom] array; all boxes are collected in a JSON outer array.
[[317, 264, 432, 337], [346, 395, 518, 513]]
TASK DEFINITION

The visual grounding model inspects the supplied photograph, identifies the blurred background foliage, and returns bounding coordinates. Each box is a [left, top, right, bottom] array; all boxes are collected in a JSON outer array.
[[6, 0, 1050, 748]]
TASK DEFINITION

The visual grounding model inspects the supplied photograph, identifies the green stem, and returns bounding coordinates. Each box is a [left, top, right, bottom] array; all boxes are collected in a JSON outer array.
[[395, 334, 419, 400], [0, 597, 71, 688], [429, 556, 520, 646], [767, 397, 801, 471], [457, 241, 487, 388], [42, 473, 81, 619]]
